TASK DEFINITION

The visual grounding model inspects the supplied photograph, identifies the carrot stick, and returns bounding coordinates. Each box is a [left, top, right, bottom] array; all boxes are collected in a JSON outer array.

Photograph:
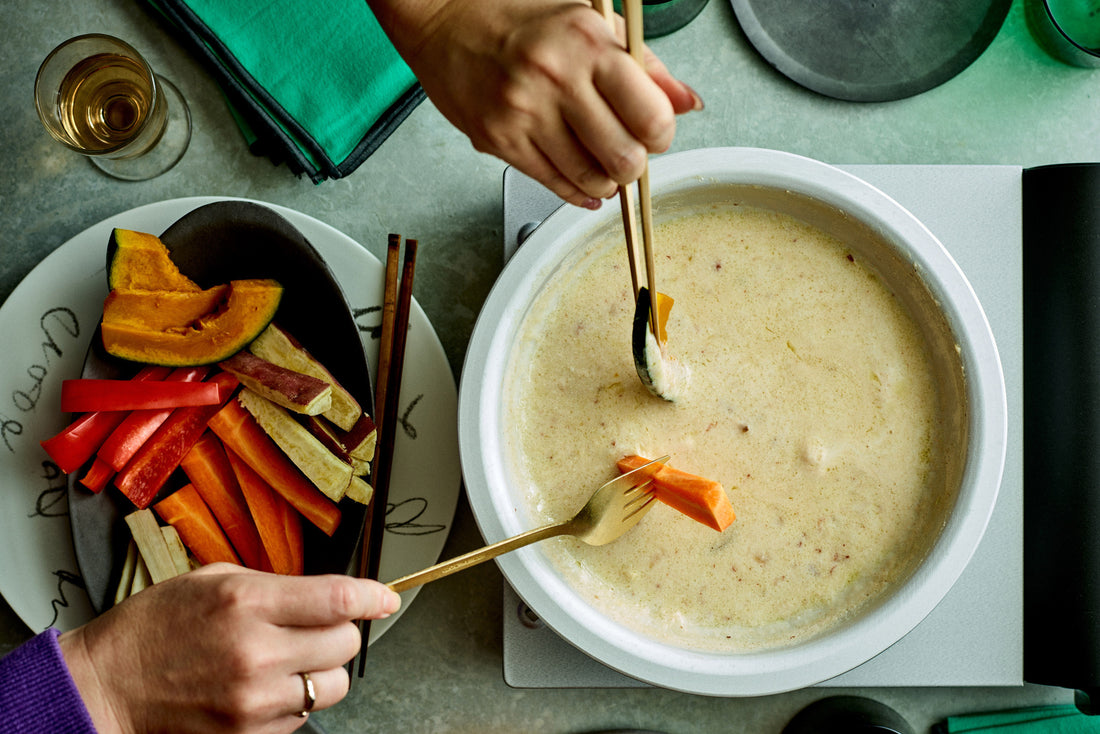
[[180, 432, 272, 572], [224, 446, 304, 575], [616, 454, 736, 532], [207, 398, 341, 536], [153, 483, 241, 566]]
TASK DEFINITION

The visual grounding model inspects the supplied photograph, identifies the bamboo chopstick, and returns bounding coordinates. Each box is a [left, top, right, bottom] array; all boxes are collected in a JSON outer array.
[[349, 236, 399, 679], [353, 235, 418, 680], [373, 234, 402, 420], [622, 0, 660, 340], [595, 0, 660, 339], [593, 0, 613, 23], [620, 176, 644, 299]]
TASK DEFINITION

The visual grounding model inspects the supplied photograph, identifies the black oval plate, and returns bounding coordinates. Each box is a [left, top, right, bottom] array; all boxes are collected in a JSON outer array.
[[68, 201, 372, 614]]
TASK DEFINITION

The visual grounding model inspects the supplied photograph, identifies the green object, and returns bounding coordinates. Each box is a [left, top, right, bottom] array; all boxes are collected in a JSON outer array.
[[144, 0, 423, 181], [1026, 0, 1100, 67], [943, 705, 1100, 733], [613, 0, 711, 38]]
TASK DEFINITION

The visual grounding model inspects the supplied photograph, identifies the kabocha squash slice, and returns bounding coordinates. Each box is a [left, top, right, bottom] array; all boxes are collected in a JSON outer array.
[[103, 285, 230, 331], [107, 229, 202, 292], [101, 279, 283, 366]]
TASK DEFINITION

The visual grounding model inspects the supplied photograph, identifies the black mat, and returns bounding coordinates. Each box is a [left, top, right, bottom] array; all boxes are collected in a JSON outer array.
[[730, 0, 1012, 101], [1023, 163, 1100, 709]]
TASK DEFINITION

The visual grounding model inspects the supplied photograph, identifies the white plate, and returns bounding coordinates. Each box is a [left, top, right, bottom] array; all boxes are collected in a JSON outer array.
[[0, 196, 460, 641]]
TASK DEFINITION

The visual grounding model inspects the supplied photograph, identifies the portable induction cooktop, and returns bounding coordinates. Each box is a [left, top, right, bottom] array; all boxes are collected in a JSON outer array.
[[499, 162, 1025, 689]]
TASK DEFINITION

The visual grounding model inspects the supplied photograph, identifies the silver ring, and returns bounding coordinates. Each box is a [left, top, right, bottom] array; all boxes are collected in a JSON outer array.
[[297, 672, 316, 718]]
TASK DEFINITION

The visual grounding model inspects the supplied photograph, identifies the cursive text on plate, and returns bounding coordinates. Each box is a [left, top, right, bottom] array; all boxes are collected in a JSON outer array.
[[2, 307, 81, 453]]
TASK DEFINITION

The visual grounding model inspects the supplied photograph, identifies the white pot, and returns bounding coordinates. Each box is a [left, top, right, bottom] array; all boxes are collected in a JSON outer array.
[[459, 148, 1007, 696]]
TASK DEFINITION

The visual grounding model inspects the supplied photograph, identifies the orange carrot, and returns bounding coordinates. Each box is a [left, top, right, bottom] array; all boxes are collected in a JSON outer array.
[[224, 446, 304, 575], [207, 398, 341, 536], [617, 454, 736, 532], [153, 483, 241, 566], [180, 432, 271, 572]]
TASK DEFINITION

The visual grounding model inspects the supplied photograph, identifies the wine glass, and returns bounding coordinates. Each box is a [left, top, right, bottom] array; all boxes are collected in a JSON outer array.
[[34, 34, 192, 181]]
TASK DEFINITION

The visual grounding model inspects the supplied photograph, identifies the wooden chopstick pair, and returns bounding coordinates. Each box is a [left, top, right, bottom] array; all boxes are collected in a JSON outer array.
[[594, 0, 660, 339], [352, 233, 417, 681]]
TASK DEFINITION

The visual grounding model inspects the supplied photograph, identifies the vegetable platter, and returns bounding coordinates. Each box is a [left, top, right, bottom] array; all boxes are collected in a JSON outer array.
[[0, 198, 459, 641]]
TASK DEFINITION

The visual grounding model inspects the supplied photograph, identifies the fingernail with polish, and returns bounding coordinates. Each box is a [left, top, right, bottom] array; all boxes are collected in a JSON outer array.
[[582, 197, 603, 211]]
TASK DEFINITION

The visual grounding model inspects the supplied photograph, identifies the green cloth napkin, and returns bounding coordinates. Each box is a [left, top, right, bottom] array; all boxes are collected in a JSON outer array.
[[145, 0, 424, 182], [937, 705, 1100, 733]]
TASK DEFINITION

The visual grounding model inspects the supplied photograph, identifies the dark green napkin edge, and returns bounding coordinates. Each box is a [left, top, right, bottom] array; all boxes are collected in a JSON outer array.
[[143, 0, 425, 182], [932, 705, 1097, 733]]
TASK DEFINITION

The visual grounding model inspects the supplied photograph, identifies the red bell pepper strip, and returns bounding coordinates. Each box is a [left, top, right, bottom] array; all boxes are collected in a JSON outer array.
[[60, 378, 222, 413], [78, 456, 115, 493], [225, 446, 304, 575], [114, 372, 240, 509], [180, 432, 271, 572], [97, 366, 210, 471], [207, 398, 341, 537], [40, 365, 172, 473], [42, 411, 126, 475], [154, 483, 241, 566]]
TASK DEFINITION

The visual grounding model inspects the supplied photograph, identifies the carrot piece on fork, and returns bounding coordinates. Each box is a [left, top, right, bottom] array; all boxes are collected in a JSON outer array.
[[616, 454, 736, 532]]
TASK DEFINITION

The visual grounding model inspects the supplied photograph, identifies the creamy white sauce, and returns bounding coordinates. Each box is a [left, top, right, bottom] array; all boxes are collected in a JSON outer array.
[[503, 205, 946, 651]]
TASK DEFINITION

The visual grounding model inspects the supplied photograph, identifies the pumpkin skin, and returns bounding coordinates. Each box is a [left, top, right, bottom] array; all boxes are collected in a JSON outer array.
[[101, 279, 283, 366], [108, 228, 201, 292]]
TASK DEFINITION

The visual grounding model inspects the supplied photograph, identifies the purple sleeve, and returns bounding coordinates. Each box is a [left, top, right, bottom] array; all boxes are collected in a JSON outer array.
[[0, 628, 97, 734]]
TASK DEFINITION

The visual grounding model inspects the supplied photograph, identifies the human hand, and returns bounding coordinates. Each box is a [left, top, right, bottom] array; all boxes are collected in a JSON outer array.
[[370, 0, 703, 209], [59, 564, 401, 734]]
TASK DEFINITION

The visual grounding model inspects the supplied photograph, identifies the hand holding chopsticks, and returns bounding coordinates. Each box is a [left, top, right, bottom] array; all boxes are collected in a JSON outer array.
[[371, 0, 697, 209], [352, 234, 418, 680]]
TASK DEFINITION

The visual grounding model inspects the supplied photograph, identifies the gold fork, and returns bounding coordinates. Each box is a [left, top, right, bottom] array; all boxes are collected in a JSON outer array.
[[385, 456, 668, 593]]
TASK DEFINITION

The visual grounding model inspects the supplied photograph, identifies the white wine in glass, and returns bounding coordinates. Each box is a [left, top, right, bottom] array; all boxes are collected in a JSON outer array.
[[35, 34, 191, 181]]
